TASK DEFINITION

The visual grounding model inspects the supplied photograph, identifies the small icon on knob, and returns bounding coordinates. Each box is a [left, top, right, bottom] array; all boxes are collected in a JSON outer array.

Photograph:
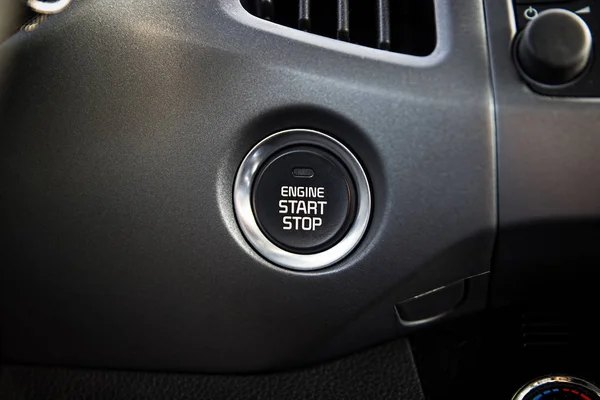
[[524, 6, 539, 20], [575, 6, 591, 15]]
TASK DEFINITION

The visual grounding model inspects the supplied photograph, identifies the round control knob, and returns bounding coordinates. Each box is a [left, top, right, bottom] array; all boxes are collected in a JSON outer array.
[[252, 146, 356, 254], [516, 9, 592, 85], [513, 376, 600, 400]]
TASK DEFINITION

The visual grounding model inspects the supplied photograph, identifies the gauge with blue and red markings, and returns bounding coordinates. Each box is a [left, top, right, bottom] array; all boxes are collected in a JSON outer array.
[[513, 377, 600, 400]]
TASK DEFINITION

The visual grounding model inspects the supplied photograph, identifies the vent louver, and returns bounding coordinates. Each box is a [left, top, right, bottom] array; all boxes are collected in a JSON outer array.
[[241, 0, 436, 56]]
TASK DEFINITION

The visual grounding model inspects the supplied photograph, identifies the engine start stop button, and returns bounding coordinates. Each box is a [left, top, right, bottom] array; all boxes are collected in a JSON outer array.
[[252, 146, 356, 254], [233, 129, 371, 271]]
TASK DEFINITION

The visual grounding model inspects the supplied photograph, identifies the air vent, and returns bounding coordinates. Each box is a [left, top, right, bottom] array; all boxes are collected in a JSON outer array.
[[240, 0, 436, 56]]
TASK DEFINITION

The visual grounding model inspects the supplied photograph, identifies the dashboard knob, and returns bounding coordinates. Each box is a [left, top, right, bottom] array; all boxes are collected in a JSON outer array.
[[513, 376, 600, 400], [516, 9, 592, 85]]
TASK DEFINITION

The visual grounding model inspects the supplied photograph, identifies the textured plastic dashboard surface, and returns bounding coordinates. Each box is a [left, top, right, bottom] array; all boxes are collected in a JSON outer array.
[[0, 339, 423, 400], [484, 0, 600, 305], [0, 0, 495, 371]]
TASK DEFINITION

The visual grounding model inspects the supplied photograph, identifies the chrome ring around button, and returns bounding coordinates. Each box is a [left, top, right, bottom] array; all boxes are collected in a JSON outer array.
[[233, 129, 371, 271]]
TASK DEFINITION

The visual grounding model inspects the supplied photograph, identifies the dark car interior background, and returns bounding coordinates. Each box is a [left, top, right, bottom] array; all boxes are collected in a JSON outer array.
[[1, 0, 599, 399]]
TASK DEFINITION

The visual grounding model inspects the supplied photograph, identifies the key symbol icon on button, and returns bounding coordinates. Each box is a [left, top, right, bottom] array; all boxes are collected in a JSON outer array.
[[524, 6, 539, 20]]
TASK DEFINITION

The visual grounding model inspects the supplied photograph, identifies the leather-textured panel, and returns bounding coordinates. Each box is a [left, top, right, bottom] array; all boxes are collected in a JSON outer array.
[[0, 339, 423, 400]]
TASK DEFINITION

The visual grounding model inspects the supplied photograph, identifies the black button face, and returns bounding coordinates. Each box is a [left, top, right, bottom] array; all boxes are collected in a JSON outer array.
[[252, 146, 356, 254]]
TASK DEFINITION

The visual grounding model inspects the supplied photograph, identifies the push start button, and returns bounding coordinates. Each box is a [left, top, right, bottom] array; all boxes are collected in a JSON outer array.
[[233, 129, 371, 271], [252, 146, 356, 254]]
